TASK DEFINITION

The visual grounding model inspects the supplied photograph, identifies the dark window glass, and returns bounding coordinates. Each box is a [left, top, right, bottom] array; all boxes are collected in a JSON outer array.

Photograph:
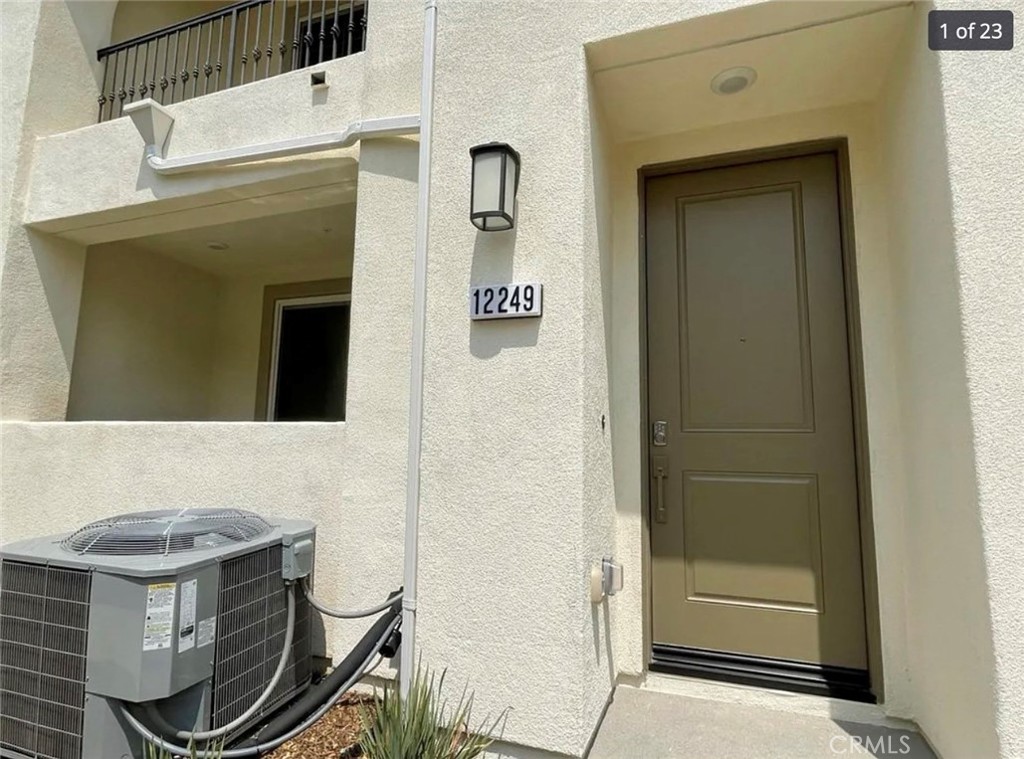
[[272, 302, 350, 421]]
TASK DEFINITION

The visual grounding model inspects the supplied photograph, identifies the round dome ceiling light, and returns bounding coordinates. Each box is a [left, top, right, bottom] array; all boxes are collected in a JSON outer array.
[[711, 66, 757, 95]]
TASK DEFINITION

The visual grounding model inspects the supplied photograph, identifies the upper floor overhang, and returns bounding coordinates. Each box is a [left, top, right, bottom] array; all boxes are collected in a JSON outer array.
[[24, 52, 373, 246], [20, 0, 424, 247]]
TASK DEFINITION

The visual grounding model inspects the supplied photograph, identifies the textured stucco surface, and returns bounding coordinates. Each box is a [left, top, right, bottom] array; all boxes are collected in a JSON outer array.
[[0, 421, 398, 662], [930, 2, 1024, 756], [110, 1, 233, 46], [0, 1, 39, 255], [24, 53, 365, 232], [873, 9, 1002, 757], [1, 0, 107, 419], [67, 242, 220, 421], [1, 1, 1022, 757], [208, 257, 352, 420]]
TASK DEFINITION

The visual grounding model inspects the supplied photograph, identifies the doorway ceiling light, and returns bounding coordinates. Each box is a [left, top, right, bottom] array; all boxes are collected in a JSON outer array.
[[711, 66, 757, 95]]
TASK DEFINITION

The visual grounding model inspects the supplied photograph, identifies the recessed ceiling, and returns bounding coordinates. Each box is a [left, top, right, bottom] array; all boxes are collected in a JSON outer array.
[[121, 203, 356, 277], [591, 3, 912, 142]]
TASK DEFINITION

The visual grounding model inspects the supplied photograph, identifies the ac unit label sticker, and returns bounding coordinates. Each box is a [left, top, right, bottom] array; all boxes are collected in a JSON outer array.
[[143, 582, 176, 651], [178, 578, 197, 653], [197, 616, 217, 649]]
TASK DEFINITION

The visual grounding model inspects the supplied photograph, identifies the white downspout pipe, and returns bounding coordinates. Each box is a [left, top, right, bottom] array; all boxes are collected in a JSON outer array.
[[124, 99, 419, 174], [400, 0, 437, 700]]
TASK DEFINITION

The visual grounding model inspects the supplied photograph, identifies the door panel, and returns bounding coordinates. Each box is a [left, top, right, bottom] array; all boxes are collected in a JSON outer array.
[[647, 154, 869, 674], [683, 471, 823, 612], [679, 187, 813, 432]]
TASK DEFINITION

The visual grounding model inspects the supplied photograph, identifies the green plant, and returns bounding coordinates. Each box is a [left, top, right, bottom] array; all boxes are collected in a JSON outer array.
[[144, 736, 225, 759], [359, 665, 507, 759]]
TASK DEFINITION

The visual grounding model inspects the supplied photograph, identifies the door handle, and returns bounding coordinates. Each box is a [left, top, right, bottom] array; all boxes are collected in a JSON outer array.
[[652, 455, 668, 524]]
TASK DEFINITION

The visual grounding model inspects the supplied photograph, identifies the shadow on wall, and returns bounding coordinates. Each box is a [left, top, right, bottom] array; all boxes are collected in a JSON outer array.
[[360, 137, 419, 183], [591, 596, 616, 685], [129, 99, 407, 199], [870, 4, 999, 756], [28, 229, 87, 373], [131, 147, 361, 198], [0, 229, 87, 420], [469, 224, 540, 359], [65, 0, 118, 92]]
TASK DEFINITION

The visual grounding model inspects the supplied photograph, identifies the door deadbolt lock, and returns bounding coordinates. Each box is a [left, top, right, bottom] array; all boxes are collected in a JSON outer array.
[[652, 420, 668, 446]]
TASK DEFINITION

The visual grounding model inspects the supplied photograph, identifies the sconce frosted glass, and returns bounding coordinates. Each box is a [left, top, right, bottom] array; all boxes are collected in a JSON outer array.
[[470, 142, 520, 231]]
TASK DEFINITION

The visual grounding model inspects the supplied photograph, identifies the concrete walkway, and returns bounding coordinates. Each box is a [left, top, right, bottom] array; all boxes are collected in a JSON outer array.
[[588, 686, 936, 759]]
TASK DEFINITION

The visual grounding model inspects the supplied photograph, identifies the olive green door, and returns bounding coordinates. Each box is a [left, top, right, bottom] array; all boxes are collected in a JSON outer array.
[[646, 154, 870, 688]]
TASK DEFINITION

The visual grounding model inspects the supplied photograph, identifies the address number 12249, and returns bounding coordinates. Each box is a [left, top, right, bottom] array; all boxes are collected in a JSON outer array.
[[469, 282, 543, 320]]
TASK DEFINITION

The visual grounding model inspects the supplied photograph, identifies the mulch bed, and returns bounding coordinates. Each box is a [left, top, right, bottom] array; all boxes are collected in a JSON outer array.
[[265, 693, 376, 759]]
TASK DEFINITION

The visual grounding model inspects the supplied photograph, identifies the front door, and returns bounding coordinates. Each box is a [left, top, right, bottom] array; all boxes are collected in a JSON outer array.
[[646, 153, 871, 700]]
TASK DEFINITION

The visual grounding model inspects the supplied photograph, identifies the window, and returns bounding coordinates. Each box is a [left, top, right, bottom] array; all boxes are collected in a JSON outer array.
[[256, 280, 351, 422]]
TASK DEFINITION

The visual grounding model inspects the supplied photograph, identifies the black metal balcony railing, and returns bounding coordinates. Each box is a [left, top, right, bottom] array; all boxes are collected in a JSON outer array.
[[96, 0, 367, 123]]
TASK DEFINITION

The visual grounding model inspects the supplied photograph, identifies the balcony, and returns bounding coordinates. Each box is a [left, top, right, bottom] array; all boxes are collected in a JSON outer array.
[[96, 0, 368, 122]]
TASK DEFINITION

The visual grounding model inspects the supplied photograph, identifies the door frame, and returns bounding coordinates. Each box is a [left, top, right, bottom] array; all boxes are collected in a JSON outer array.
[[637, 138, 885, 702]]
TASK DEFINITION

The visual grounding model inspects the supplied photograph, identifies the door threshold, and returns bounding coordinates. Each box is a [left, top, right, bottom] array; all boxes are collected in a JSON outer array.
[[651, 644, 875, 703], [638, 671, 904, 731]]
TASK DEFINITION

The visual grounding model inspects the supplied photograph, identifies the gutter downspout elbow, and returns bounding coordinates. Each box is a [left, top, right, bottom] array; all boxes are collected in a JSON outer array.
[[124, 102, 420, 174]]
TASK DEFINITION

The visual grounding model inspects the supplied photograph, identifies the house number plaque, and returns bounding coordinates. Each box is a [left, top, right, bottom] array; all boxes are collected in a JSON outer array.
[[469, 282, 543, 321]]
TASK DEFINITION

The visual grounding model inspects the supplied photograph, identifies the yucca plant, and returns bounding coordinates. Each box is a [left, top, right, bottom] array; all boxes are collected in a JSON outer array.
[[358, 665, 507, 759], [144, 737, 225, 759]]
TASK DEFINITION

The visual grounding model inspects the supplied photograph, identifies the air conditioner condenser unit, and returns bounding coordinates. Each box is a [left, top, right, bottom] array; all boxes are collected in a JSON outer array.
[[0, 508, 317, 759]]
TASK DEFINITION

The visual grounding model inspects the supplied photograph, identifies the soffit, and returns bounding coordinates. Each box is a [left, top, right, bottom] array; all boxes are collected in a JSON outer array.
[[591, 2, 913, 142], [115, 202, 356, 277]]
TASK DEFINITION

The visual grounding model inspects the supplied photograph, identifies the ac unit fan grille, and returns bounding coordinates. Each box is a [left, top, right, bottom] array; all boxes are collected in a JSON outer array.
[[0, 561, 90, 759], [60, 508, 273, 556], [211, 545, 311, 732]]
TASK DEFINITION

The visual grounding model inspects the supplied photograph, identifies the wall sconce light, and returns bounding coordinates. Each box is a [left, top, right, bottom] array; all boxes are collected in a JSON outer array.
[[470, 142, 520, 231]]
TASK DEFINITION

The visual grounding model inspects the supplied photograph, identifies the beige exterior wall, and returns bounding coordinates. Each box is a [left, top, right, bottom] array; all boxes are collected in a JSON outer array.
[[0, 0, 112, 420], [1, 1, 1022, 757], [65, 242, 351, 422], [874, 10, 1001, 756], [110, 1, 235, 44], [929, 3, 1024, 755], [209, 257, 351, 420], [67, 242, 220, 421]]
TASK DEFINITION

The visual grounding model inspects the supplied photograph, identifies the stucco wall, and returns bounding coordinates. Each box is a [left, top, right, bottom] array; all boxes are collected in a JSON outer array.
[[929, 1, 1024, 755], [600, 6, 1022, 758], [24, 52, 365, 238], [109, 0, 324, 95], [579, 60, 619, 748], [66, 244, 353, 422], [110, 1, 234, 44], [2, 1, 1022, 758], [209, 258, 351, 420], [0, 421, 369, 653], [874, 9, 1001, 757], [0, 1, 39, 255], [67, 243, 219, 421], [0, 0, 111, 419]]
